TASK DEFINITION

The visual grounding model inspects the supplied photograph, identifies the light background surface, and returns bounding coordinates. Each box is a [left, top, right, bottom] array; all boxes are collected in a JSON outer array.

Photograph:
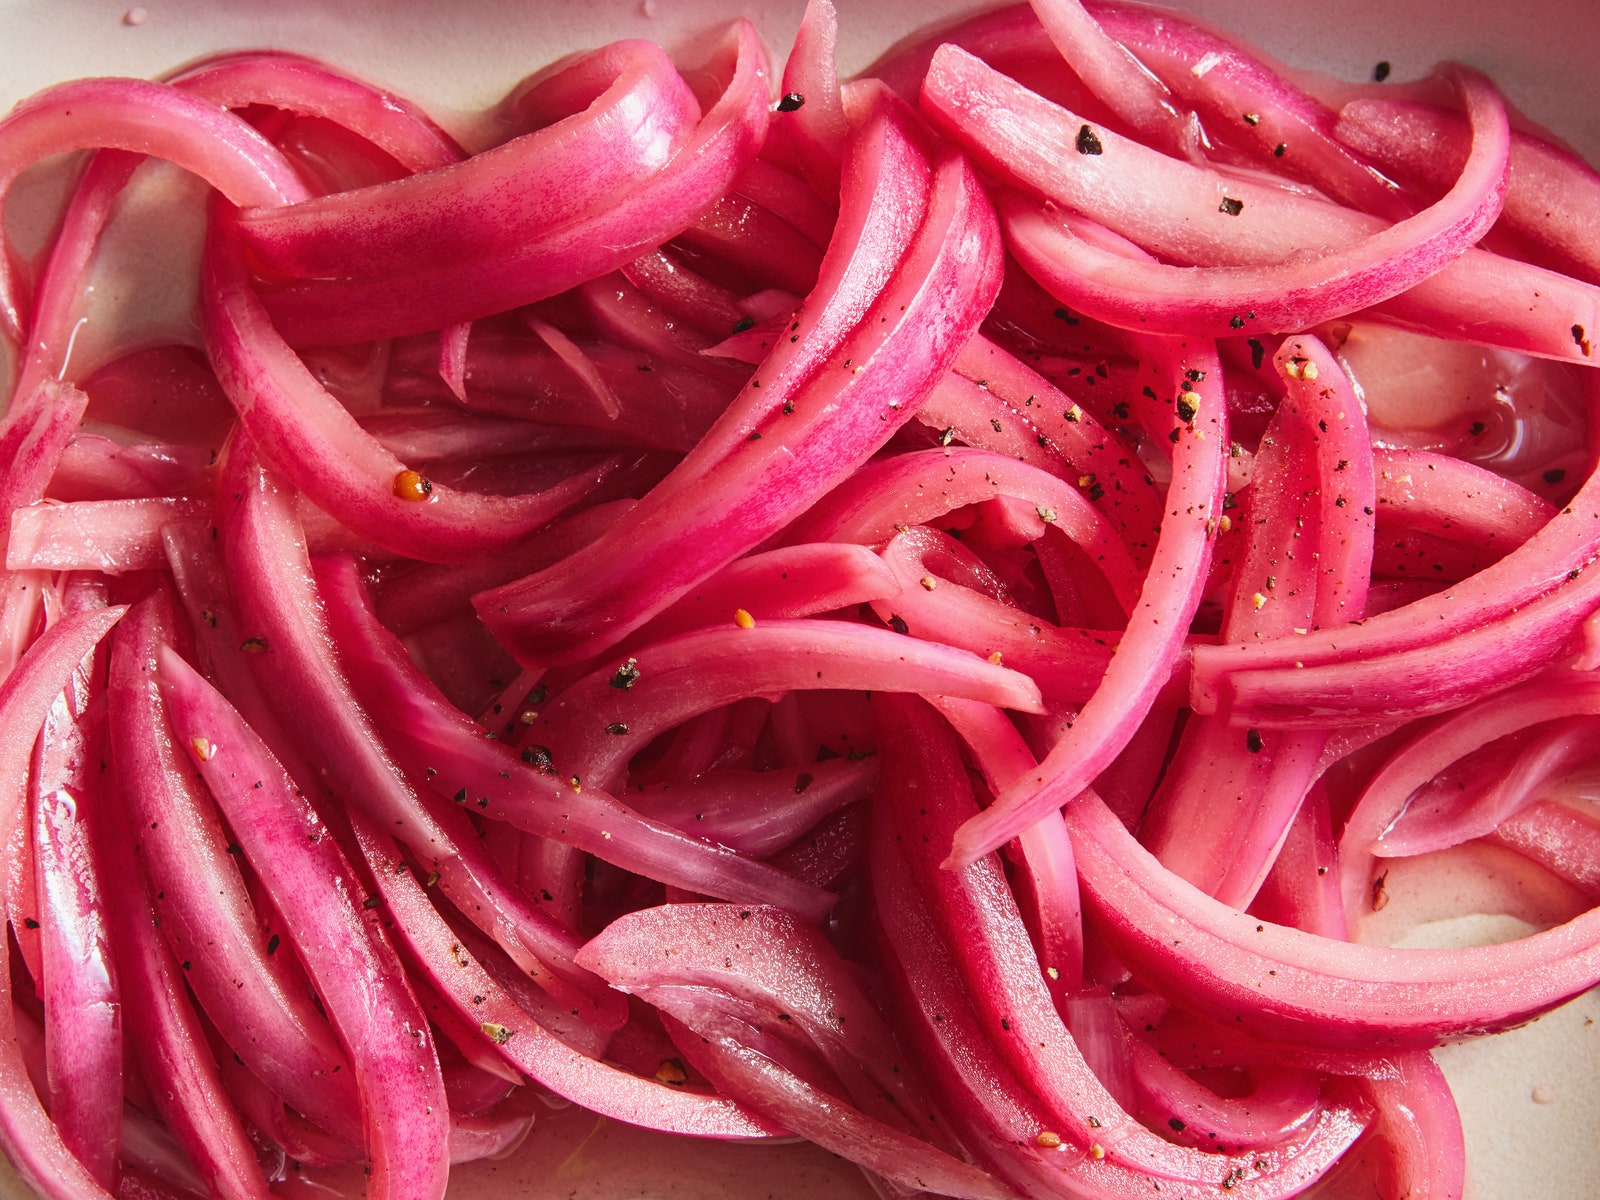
[[0, 0, 1597, 1196]]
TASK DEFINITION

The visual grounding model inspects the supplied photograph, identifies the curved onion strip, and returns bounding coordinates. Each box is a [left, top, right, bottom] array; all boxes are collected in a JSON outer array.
[[202, 220, 621, 564], [255, 22, 771, 345], [314, 553, 838, 920], [478, 94, 1003, 665], [1028, 0, 1197, 159], [874, 693, 1362, 1195], [949, 340, 1226, 868], [95, 768, 270, 1200], [527, 618, 1044, 791], [0, 606, 126, 1200], [1337, 674, 1600, 916], [168, 49, 462, 171], [32, 671, 120, 1189], [1337, 94, 1600, 284], [235, 39, 693, 279], [784, 446, 1141, 610], [346, 806, 783, 1138], [0, 77, 310, 337], [995, 61, 1509, 338], [159, 648, 451, 1200], [215, 433, 454, 857], [1067, 787, 1600, 1050]]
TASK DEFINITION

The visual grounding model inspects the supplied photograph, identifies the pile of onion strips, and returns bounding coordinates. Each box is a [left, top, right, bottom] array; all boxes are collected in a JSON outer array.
[[0, 1, 1597, 1197]]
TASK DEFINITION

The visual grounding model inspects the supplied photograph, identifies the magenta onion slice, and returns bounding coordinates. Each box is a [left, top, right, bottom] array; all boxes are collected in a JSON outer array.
[[235, 38, 695, 280], [526, 618, 1044, 792], [476, 88, 1003, 665], [254, 21, 771, 344], [314, 552, 839, 919], [215, 433, 453, 856], [986, 60, 1510, 338], [874, 693, 1363, 1195], [346, 805, 783, 1138], [202, 221, 620, 564], [1067, 787, 1600, 1050], [949, 340, 1226, 867], [0, 76, 311, 337], [31, 653, 120, 1189], [159, 646, 451, 1200], [0, 606, 126, 1200]]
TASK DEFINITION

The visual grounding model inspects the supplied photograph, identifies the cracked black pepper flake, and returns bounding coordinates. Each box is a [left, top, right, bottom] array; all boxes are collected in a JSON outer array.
[[888, 614, 909, 635], [1273, 142, 1287, 157], [1088, 482, 1105, 501], [939, 426, 956, 445], [1374, 60, 1391, 82], [731, 315, 755, 333], [1075, 124, 1103, 155], [1218, 196, 1244, 216], [1469, 420, 1487, 437], [1053, 306, 1079, 324], [521, 744, 554, 771], [777, 91, 805, 112], [1230, 314, 1246, 329], [1169, 1117, 1187, 1132], [609, 658, 641, 690], [605, 721, 629, 736], [1248, 338, 1265, 370], [266, 934, 280, 955], [1246, 729, 1264, 754]]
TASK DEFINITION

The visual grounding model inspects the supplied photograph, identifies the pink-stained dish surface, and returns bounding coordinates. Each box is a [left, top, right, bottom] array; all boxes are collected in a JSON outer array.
[[1, 2, 1599, 1199]]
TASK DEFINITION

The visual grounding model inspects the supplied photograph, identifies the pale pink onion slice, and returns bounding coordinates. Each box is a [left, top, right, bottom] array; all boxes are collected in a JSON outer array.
[[1487, 800, 1600, 899], [7, 498, 206, 574], [159, 647, 451, 1200], [576, 904, 1008, 1199]]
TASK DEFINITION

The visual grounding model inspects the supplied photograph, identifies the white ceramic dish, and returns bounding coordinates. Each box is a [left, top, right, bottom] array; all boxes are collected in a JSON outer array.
[[0, 1, 1597, 1196]]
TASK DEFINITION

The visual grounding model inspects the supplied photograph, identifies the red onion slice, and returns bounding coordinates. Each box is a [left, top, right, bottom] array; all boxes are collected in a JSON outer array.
[[159, 647, 452, 1200]]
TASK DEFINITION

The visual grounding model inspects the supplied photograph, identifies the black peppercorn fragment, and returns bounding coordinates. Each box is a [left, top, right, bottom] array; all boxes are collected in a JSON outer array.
[[1218, 196, 1244, 216], [609, 658, 641, 690], [777, 91, 805, 112], [1245, 729, 1264, 754], [1248, 338, 1265, 370], [1373, 61, 1392, 82], [731, 315, 755, 333], [888, 614, 909, 635], [1075, 124, 1103, 155]]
